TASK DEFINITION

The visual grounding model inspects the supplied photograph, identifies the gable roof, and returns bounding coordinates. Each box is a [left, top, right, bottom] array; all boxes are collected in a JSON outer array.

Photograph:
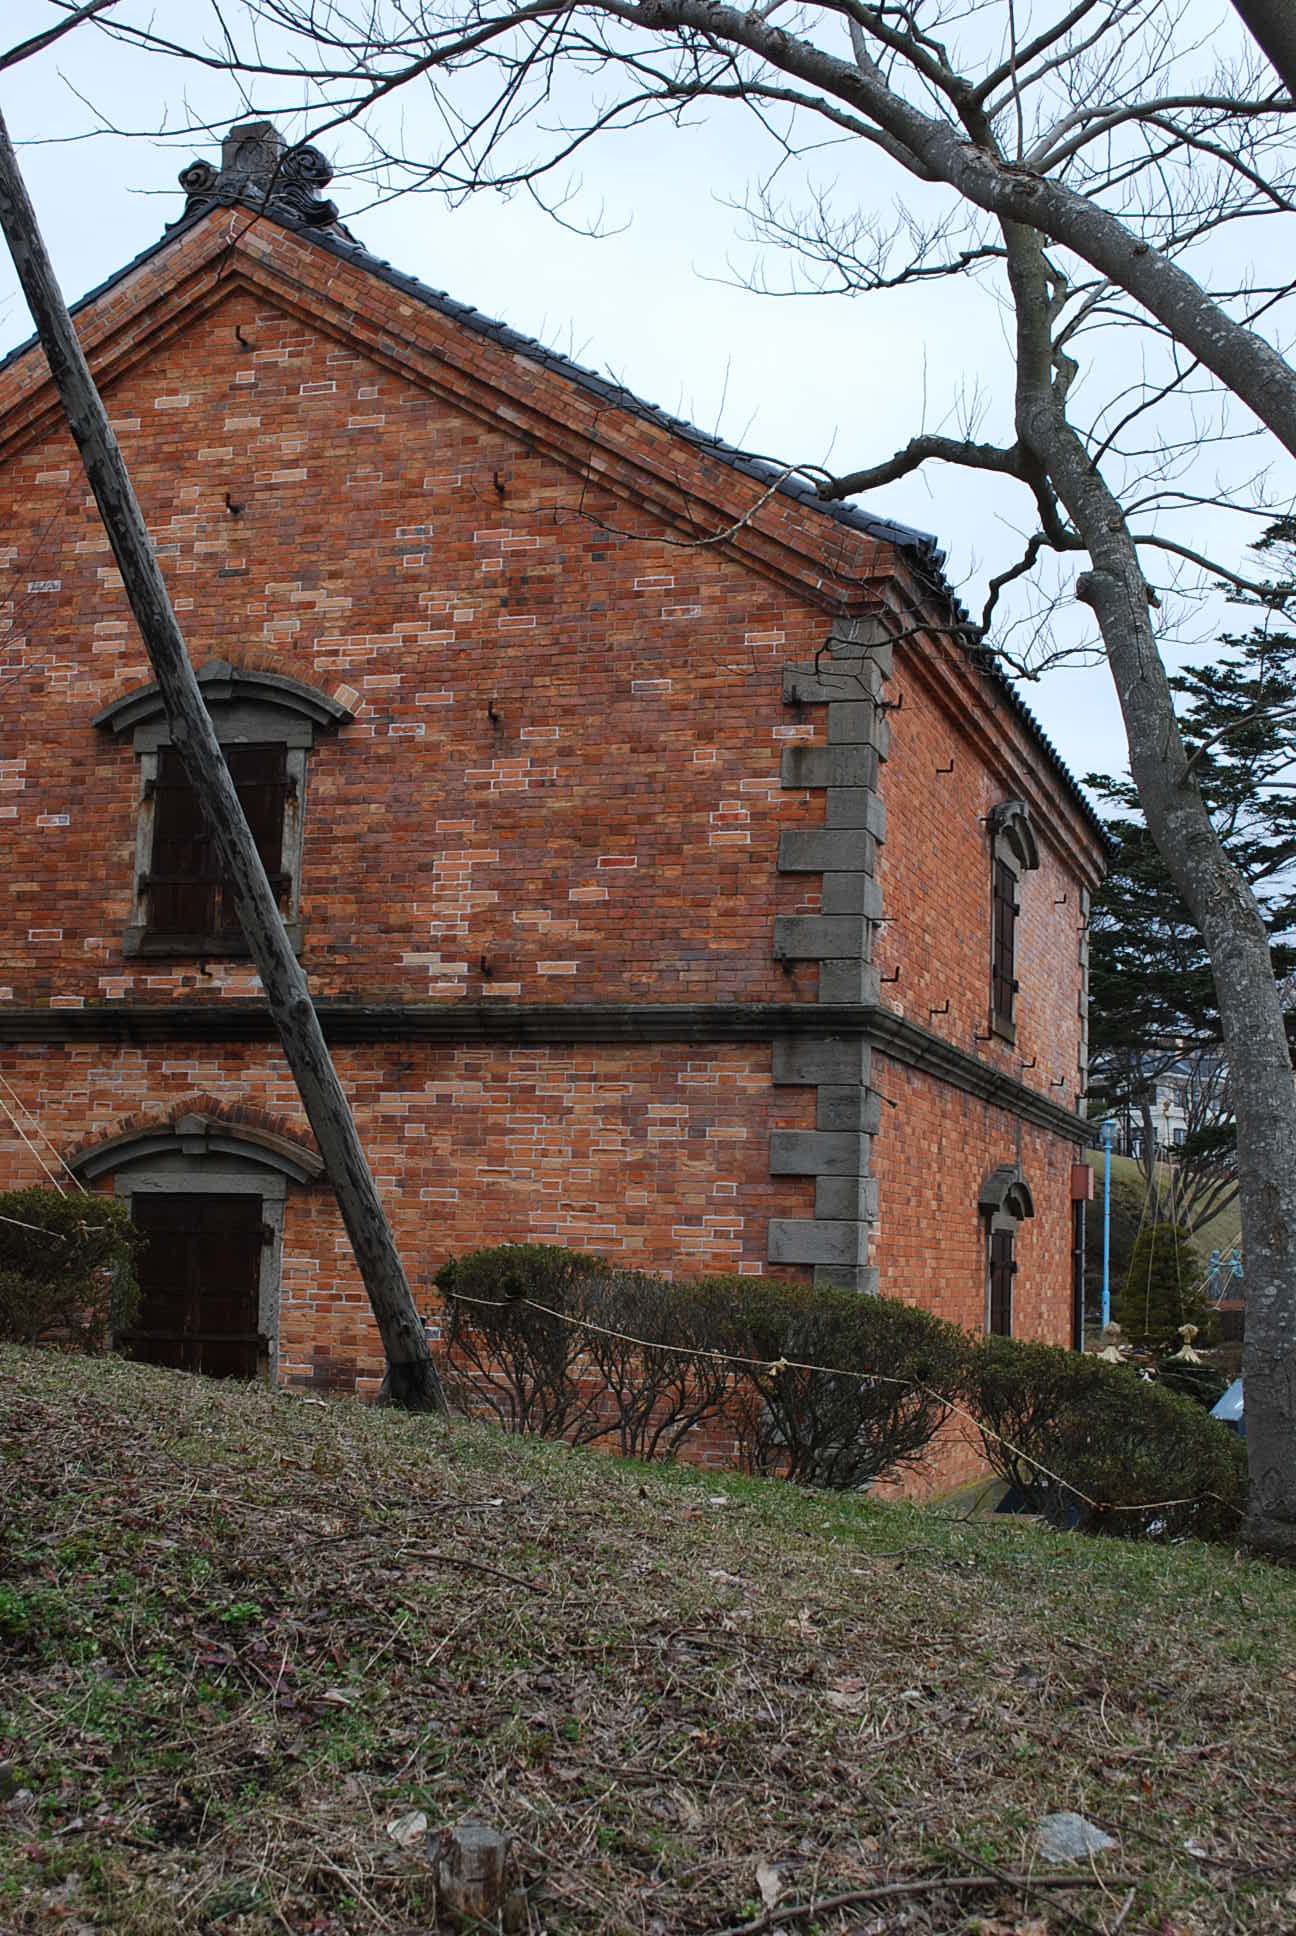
[[0, 135, 1106, 854]]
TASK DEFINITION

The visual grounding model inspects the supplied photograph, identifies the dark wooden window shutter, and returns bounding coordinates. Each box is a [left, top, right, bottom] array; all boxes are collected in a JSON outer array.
[[146, 743, 289, 941], [991, 857, 1018, 1027], [989, 1227, 1015, 1337]]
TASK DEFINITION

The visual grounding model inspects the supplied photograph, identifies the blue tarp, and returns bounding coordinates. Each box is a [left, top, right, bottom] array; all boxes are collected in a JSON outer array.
[[1211, 1379, 1245, 1436]]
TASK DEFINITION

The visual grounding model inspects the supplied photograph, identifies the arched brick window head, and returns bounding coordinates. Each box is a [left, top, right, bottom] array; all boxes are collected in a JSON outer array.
[[986, 800, 1040, 1044], [94, 662, 353, 958], [69, 1108, 323, 1385], [979, 1164, 1035, 1338]]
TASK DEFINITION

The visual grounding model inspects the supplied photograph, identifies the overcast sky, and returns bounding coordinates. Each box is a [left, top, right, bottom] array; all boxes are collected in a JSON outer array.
[[2, 0, 1290, 795]]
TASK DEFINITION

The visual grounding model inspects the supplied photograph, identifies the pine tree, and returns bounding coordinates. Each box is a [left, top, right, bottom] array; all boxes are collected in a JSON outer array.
[[1087, 521, 1296, 1231], [1116, 1224, 1213, 1348]]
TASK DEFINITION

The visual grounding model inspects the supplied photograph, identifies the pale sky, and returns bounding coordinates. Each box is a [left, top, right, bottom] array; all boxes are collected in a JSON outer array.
[[2, 0, 1291, 796]]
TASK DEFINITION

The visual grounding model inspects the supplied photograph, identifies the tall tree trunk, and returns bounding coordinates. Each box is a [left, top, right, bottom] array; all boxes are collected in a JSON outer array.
[[1003, 220, 1295, 1559], [0, 109, 447, 1415], [1231, 0, 1296, 97], [1137, 1098, 1157, 1218]]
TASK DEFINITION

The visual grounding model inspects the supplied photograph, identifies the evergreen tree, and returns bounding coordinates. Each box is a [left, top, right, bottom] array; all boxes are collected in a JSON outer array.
[[1087, 521, 1296, 1230], [1117, 1224, 1213, 1349]]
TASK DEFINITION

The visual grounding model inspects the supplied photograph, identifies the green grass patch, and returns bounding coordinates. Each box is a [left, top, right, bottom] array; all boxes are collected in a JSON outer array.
[[0, 1344, 1291, 1932]]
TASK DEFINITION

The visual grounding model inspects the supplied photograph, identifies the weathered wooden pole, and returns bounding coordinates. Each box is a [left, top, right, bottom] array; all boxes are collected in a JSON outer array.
[[0, 109, 447, 1413]]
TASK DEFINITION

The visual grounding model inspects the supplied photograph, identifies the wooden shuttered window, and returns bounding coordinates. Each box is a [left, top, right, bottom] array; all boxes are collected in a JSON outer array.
[[988, 1227, 1015, 1337], [991, 856, 1018, 1030], [145, 743, 289, 943]]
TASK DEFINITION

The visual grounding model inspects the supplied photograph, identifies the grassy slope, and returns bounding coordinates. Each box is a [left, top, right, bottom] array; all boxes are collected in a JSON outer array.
[[1085, 1150, 1243, 1264], [0, 1348, 1292, 1935]]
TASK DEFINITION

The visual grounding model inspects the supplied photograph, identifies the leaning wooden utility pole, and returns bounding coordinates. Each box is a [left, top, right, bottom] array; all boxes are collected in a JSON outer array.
[[0, 109, 447, 1414]]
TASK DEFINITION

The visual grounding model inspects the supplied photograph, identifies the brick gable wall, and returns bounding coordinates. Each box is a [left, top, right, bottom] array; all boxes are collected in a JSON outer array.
[[4, 290, 831, 1009]]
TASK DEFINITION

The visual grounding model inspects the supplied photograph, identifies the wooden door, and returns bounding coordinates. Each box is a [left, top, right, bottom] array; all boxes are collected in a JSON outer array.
[[121, 1193, 266, 1379], [988, 1227, 1015, 1337]]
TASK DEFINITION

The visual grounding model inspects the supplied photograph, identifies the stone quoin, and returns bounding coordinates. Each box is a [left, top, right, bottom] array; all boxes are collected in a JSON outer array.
[[0, 123, 1106, 1435]]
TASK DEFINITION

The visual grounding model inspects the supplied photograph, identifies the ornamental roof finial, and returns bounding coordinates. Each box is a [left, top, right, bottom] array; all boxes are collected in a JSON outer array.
[[173, 120, 355, 241]]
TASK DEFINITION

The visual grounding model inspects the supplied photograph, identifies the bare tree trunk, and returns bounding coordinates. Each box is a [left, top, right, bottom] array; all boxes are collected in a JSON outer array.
[[1231, 0, 1296, 97], [0, 107, 447, 1416], [1001, 221, 1294, 1556], [1136, 1098, 1156, 1211]]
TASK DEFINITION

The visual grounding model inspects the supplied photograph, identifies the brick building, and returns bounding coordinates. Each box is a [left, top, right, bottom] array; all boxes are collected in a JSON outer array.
[[0, 124, 1106, 1395]]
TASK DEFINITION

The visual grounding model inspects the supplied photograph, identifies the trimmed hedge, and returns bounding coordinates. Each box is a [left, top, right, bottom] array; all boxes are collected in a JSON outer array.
[[432, 1245, 1246, 1540], [433, 1244, 609, 1444], [705, 1273, 971, 1489], [0, 1188, 139, 1350], [433, 1246, 968, 1490], [966, 1336, 1245, 1541]]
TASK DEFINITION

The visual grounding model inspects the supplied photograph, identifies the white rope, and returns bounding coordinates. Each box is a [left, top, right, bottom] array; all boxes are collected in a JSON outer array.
[[0, 1069, 87, 1193], [0, 1082, 65, 1194]]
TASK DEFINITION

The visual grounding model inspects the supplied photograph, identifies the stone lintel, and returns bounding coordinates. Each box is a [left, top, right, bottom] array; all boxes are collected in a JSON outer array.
[[817, 961, 882, 1005], [821, 874, 884, 918], [780, 744, 880, 791], [814, 1263, 880, 1294], [831, 615, 893, 660], [825, 789, 883, 830], [783, 659, 883, 706], [829, 706, 890, 758], [815, 1175, 881, 1220], [772, 1037, 873, 1087], [816, 1085, 884, 1133], [778, 827, 879, 874]]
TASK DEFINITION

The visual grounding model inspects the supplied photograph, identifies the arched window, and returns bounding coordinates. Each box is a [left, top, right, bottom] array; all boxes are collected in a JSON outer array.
[[94, 661, 353, 957], [986, 801, 1040, 1042], [979, 1164, 1035, 1337]]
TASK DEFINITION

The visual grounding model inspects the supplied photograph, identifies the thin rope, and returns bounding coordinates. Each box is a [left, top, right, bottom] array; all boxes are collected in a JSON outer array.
[[443, 1289, 1240, 1520], [0, 1070, 86, 1193], [0, 1210, 69, 1236], [0, 1084, 65, 1195], [1167, 1145, 1186, 1322], [1115, 1144, 1155, 1330]]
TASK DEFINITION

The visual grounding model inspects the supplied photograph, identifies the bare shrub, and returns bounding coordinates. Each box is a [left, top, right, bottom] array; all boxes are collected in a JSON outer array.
[[579, 1271, 747, 1461], [432, 1244, 608, 1444]]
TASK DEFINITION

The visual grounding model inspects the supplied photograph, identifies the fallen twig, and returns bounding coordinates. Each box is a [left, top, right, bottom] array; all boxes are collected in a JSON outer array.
[[393, 1544, 548, 1594], [709, 1870, 1139, 1936]]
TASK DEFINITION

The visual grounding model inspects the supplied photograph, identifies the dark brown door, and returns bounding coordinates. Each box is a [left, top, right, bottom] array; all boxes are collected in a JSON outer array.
[[121, 1193, 266, 1380], [988, 1227, 1015, 1337]]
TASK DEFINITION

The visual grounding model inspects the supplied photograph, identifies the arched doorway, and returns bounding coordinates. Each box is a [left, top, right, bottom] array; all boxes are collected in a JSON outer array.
[[69, 1110, 323, 1382]]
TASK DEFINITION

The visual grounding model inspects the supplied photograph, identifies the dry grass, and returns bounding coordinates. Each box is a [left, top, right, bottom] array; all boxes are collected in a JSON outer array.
[[0, 1345, 1292, 1935]]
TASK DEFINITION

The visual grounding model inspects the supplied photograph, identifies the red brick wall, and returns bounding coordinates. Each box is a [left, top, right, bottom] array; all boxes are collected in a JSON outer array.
[[0, 1038, 815, 1390], [0, 210, 1103, 1416], [868, 1053, 1077, 1343], [875, 649, 1091, 1118], [1, 288, 834, 1010]]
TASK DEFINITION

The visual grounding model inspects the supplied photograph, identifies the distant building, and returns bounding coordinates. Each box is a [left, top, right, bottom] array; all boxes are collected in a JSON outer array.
[[1106, 1055, 1226, 1160]]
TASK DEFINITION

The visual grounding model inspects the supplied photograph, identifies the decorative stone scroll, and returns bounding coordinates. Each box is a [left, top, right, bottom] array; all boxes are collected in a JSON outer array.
[[174, 120, 355, 240]]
